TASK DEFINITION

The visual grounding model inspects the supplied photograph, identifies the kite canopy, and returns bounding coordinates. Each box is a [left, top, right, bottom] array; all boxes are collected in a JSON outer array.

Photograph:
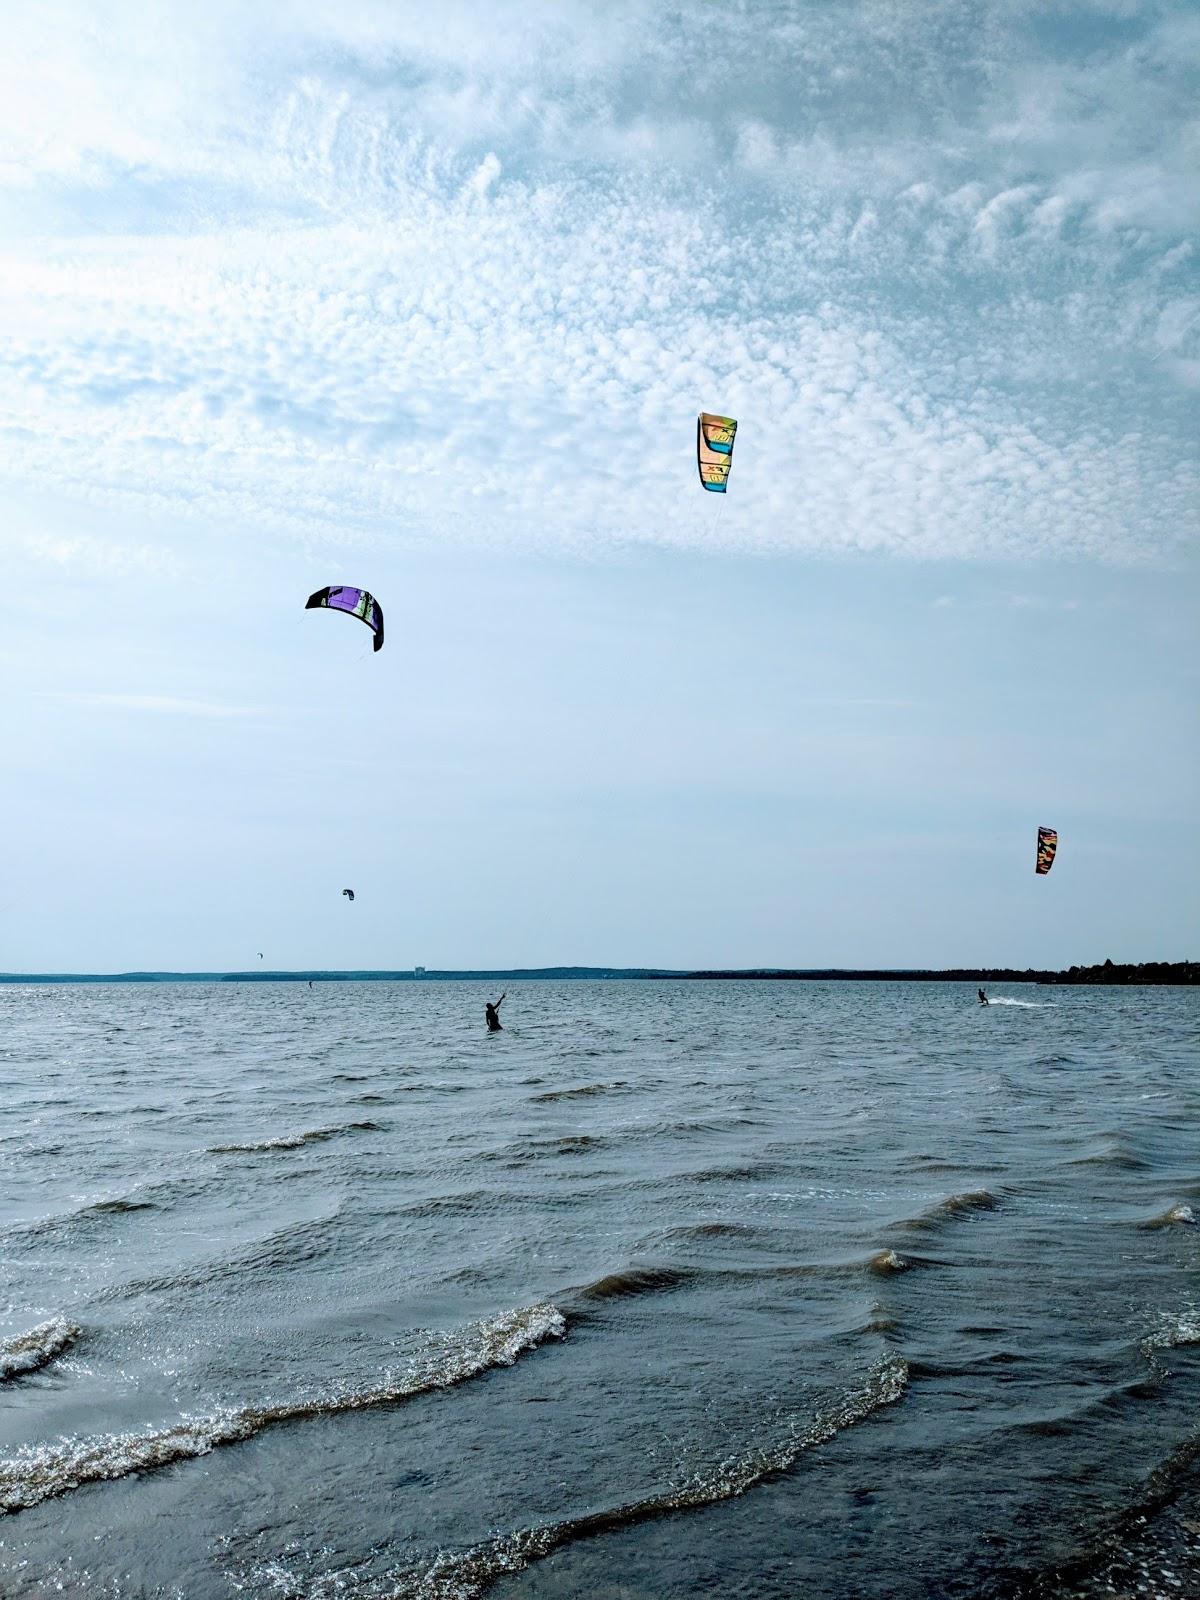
[[305, 586, 384, 651], [1036, 827, 1058, 876], [697, 412, 737, 493], [342, 889, 355, 902]]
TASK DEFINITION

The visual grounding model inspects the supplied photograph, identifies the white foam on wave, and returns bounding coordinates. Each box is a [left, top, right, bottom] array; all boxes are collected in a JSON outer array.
[[1140, 1308, 1200, 1360], [0, 1318, 81, 1381], [208, 1121, 381, 1154], [1140, 1203, 1196, 1230], [985, 997, 1048, 1008], [868, 1249, 911, 1274], [0, 1303, 565, 1515], [243, 1355, 908, 1600]]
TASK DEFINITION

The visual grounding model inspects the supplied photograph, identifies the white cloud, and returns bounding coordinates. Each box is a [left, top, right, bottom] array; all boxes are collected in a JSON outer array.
[[0, 1, 1194, 566]]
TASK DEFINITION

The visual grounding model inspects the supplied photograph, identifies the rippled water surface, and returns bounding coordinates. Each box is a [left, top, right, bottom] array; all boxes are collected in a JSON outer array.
[[0, 980, 1196, 1599]]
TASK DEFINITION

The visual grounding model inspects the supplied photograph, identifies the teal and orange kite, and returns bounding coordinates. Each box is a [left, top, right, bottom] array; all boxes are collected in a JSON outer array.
[[697, 412, 737, 493]]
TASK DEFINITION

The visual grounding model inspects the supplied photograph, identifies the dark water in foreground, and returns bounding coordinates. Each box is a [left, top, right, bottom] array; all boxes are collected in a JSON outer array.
[[0, 981, 1196, 1599]]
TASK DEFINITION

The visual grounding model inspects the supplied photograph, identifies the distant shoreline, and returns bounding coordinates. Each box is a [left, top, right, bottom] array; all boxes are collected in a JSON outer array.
[[0, 961, 1194, 985]]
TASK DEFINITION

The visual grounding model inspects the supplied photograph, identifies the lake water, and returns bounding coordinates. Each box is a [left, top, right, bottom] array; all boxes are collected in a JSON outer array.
[[0, 980, 1196, 1599]]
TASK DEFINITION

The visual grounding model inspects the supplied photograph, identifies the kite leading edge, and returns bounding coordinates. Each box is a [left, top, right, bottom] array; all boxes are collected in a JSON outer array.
[[305, 586, 384, 652]]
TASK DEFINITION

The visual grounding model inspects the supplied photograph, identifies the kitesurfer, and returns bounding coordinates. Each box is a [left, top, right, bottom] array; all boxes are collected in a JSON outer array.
[[978, 988, 989, 1006], [485, 993, 506, 1032]]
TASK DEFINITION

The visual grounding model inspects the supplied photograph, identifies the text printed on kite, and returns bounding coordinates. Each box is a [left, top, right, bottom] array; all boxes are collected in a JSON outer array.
[[1036, 827, 1058, 876], [697, 413, 738, 493], [304, 587, 384, 652]]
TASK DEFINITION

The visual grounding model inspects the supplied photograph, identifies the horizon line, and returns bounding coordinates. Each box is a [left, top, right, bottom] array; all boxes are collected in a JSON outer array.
[[0, 959, 1193, 986]]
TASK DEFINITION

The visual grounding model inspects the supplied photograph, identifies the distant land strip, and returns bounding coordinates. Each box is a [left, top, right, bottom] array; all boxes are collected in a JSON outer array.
[[0, 961, 1194, 985]]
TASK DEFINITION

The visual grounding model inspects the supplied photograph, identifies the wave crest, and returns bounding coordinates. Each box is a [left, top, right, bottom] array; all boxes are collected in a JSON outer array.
[[1138, 1203, 1196, 1230], [530, 1081, 630, 1103], [0, 1303, 564, 1515], [0, 1319, 81, 1381], [574, 1266, 695, 1303], [208, 1120, 381, 1154], [303, 1355, 909, 1599], [899, 1189, 999, 1232], [1140, 1310, 1200, 1359], [868, 1250, 912, 1275], [659, 1221, 763, 1243]]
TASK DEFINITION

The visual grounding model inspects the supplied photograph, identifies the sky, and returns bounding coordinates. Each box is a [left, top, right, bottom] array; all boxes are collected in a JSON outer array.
[[0, 0, 1197, 971]]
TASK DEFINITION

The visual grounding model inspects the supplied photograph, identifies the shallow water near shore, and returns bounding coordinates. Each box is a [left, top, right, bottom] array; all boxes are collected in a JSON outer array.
[[0, 979, 1196, 1598]]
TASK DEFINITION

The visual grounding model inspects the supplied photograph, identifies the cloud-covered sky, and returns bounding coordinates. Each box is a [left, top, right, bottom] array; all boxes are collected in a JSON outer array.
[[1, 1, 1196, 969]]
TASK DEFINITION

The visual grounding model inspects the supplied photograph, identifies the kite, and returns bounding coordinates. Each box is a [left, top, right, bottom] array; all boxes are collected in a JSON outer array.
[[1035, 827, 1058, 876], [697, 413, 737, 493], [342, 889, 355, 902], [305, 586, 384, 652]]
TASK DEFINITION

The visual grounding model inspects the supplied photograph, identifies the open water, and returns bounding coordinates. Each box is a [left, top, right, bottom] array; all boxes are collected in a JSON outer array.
[[0, 980, 1196, 1600]]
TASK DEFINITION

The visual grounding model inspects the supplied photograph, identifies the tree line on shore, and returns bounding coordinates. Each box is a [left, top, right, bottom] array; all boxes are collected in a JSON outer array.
[[1, 960, 1194, 984], [679, 960, 1197, 985]]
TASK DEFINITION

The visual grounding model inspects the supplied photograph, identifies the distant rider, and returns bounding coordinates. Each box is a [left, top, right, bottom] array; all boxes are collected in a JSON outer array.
[[978, 988, 989, 1006], [485, 992, 506, 1032]]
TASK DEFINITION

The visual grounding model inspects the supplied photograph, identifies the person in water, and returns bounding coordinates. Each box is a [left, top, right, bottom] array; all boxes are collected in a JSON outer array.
[[485, 992, 506, 1031], [978, 988, 989, 1006]]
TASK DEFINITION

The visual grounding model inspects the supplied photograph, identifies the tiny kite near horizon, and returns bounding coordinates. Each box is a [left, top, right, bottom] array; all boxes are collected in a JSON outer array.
[[342, 889, 355, 902], [697, 412, 738, 493], [1036, 827, 1058, 875], [305, 586, 384, 652]]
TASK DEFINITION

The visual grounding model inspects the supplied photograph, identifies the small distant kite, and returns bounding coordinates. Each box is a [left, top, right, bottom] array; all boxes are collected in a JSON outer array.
[[1036, 827, 1058, 876], [697, 413, 737, 493], [305, 586, 384, 652], [342, 889, 355, 902], [258, 952, 264, 960]]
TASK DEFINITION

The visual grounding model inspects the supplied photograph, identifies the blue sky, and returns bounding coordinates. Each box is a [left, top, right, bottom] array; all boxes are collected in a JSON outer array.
[[1, 1, 1196, 970]]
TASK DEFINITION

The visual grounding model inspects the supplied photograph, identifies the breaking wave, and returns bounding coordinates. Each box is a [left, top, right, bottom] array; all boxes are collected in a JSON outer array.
[[1138, 1203, 1196, 1230], [1140, 1309, 1200, 1359], [0, 1303, 564, 1515], [277, 1355, 908, 1599], [0, 1319, 81, 1381], [1000, 1430, 1200, 1598], [868, 1249, 917, 1275], [208, 1120, 382, 1153]]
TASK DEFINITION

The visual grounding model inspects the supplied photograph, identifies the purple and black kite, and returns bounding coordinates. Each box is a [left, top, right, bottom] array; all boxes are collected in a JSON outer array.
[[304, 586, 384, 652]]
